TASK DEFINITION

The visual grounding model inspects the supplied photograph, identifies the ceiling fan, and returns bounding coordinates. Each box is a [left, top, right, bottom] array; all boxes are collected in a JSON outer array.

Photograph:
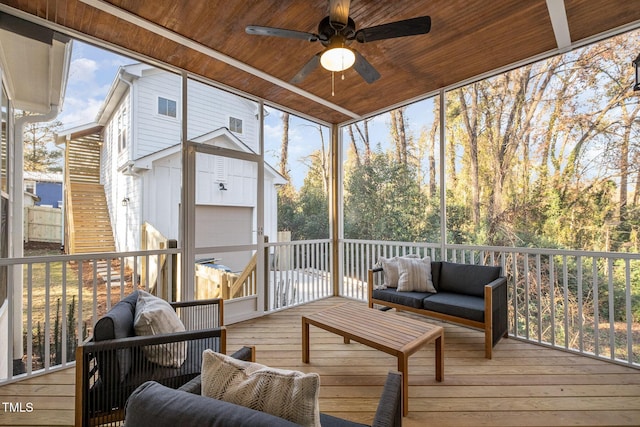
[[245, 0, 431, 84]]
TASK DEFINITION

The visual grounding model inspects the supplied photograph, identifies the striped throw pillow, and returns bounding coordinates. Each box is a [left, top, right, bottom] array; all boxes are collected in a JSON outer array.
[[397, 256, 436, 293]]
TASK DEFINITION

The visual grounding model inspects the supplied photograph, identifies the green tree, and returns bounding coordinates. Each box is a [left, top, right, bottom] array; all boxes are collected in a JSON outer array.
[[22, 116, 63, 172], [344, 151, 436, 242]]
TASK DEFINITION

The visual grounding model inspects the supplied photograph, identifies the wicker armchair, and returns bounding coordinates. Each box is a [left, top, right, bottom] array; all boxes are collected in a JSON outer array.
[[75, 291, 225, 427]]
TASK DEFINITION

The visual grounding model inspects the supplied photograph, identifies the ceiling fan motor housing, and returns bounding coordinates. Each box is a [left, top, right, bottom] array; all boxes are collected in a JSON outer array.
[[318, 16, 356, 45]]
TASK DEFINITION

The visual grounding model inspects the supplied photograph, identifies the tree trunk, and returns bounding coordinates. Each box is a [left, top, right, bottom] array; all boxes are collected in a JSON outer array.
[[279, 112, 291, 182], [458, 86, 480, 223]]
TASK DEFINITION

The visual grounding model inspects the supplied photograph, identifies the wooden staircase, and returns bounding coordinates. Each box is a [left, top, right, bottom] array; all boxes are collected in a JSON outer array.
[[64, 129, 116, 254], [67, 182, 115, 253]]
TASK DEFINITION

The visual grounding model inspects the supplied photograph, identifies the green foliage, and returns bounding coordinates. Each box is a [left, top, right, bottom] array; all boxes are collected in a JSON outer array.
[[344, 151, 438, 242], [277, 150, 330, 240], [21, 116, 63, 172]]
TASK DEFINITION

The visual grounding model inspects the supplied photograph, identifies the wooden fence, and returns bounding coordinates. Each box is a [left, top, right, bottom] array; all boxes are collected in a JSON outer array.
[[24, 206, 62, 243]]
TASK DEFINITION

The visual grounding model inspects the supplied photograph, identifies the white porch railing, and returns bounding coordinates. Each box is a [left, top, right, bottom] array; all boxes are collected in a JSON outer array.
[[0, 248, 179, 384], [2, 239, 637, 384], [266, 239, 333, 311], [342, 239, 640, 369]]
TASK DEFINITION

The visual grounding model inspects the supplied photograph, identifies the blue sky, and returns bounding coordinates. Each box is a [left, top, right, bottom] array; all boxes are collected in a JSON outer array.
[[58, 41, 134, 129]]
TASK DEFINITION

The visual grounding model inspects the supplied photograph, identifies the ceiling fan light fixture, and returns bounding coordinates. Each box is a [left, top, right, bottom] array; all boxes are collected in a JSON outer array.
[[320, 45, 355, 72]]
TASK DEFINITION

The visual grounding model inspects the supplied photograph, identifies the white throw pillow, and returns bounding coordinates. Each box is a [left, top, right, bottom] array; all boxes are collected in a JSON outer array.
[[201, 350, 321, 427], [397, 256, 436, 293], [133, 290, 187, 368], [378, 254, 419, 288], [378, 256, 398, 288]]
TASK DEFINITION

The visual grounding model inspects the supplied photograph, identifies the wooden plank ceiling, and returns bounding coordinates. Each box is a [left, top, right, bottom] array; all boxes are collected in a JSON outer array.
[[3, 0, 640, 124]]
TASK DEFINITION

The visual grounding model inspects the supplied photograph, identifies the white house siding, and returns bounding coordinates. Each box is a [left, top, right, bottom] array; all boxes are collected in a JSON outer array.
[[113, 172, 141, 253], [101, 91, 144, 252], [98, 65, 282, 253], [186, 79, 258, 152], [144, 150, 279, 245], [134, 70, 182, 159], [142, 154, 181, 240]]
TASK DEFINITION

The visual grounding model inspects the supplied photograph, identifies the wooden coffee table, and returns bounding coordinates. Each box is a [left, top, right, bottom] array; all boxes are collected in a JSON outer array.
[[302, 302, 443, 416]]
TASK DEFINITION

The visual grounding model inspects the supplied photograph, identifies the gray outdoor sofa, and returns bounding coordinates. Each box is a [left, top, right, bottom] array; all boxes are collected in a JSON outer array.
[[124, 359, 403, 427], [368, 260, 508, 358]]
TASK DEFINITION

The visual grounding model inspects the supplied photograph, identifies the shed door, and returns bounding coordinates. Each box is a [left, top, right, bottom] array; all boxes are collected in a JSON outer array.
[[194, 206, 252, 271]]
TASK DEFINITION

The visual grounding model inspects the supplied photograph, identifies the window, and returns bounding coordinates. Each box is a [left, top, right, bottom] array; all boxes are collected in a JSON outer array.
[[158, 97, 177, 118], [229, 116, 243, 134], [118, 105, 128, 152], [24, 180, 35, 194]]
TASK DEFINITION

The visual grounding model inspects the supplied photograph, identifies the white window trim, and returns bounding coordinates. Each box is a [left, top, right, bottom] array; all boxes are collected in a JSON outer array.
[[157, 96, 178, 120], [228, 115, 243, 134]]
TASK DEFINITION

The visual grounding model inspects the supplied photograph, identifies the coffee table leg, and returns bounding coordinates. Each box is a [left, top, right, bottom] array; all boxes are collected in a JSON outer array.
[[435, 334, 443, 382], [397, 354, 409, 416], [302, 317, 310, 363]]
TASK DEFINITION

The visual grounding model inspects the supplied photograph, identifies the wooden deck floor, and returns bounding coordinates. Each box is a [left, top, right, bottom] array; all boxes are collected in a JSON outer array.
[[1, 296, 639, 426]]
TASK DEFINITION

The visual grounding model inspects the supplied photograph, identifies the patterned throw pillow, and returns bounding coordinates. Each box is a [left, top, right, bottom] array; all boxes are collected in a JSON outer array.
[[133, 290, 187, 367], [378, 256, 399, 288], [378, 254, 420, 288], [397, 256, 436, 293], [201, 350, 321, 427]]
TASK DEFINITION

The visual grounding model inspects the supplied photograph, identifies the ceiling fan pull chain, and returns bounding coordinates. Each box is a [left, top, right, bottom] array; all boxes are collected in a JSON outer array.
[[332, 71, 335, 96]]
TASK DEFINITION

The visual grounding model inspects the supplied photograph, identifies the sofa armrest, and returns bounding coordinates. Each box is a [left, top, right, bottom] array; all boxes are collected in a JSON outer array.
[[484, 276, 508, 358], [170, 298, 224, 329], [372, 371, 403, 427], [368, 267, 384, 308], [178, 345, 256, 394]]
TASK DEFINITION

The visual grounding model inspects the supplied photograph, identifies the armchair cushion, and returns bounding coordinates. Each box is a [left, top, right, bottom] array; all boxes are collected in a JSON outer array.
[[93, 291, 138, 382], [201, 350, 321, 427], [134, 291, 187, 368]]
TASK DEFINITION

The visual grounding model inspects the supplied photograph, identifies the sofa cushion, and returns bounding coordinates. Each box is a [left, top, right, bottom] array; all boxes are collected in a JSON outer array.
[[438, 262, 501, 297], [372, 288, 433, 309], [430, 261, 442, 289], [124, 380, 301, 427], [134, 291, 187, 368], [93, 291, 139, 382], [201, 350, 321, 427], [397, 256, 436, 293], [422, 292, 485, 323], [320, 413, 368, 427]]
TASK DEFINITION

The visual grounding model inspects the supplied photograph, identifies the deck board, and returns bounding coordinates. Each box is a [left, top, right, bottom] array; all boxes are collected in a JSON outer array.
[[1, 296, 639, 426]]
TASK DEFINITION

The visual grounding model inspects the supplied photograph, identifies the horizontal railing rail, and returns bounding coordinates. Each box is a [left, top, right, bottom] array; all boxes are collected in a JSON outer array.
[[341, 239, 640, 369]]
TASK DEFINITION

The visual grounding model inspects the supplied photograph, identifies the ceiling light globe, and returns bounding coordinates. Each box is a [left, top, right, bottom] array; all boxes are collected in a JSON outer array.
[[320, 47, 355, 72]]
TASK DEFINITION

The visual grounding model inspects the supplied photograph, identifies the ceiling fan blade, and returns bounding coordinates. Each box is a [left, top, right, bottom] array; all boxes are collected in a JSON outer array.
[[354, 16, 431, 43], [329, 0, 351, 28], [353, 51, 381, 83], [246, 25, 319, 42], [291, 54, 321, 84]]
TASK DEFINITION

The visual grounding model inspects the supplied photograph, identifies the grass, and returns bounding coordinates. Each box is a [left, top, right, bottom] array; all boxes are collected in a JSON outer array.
[[21, 243, 138, 369]]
